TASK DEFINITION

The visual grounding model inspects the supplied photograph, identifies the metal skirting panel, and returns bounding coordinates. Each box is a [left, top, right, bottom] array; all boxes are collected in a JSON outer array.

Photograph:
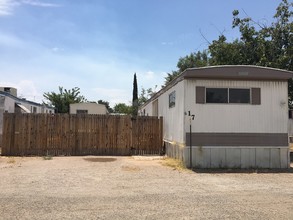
[[183, 147, 289, 169], [186, 133, 288, 147], [165, 141, 185, 161]]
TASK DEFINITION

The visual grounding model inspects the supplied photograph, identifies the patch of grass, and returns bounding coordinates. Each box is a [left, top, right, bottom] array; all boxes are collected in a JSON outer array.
[[7, 157, 16, 164], [43, 150, 53, 160], [160, 157, 188, 171], [43, 155, 53, 160], [121, 165, 140, 172]]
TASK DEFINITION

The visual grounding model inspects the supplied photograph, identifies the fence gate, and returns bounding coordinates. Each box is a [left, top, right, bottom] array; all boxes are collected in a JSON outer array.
[[1, 113, 163, 156]]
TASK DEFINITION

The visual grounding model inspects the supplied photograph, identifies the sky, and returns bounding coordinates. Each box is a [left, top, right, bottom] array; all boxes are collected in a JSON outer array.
[[0, 0, 282, 107]]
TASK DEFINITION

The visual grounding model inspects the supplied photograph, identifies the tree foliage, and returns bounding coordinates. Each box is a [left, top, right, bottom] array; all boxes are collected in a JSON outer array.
[[43, 87, 86, 113], [209, 0, 293, 69], [164, 51, 209, 85], [138, 87, 156, 106], [164, 0, 293, 104], [113, 103, 132, 115], [132, 73, 138, 116], [98, 100, 113, 113]]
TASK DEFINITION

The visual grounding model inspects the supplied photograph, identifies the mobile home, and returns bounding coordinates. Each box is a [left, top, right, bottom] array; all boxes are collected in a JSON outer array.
[[140, 66, 292, 168]]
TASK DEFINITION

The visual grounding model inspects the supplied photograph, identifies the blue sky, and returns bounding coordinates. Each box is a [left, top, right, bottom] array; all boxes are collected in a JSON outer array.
[[0, 0, 281, 107]]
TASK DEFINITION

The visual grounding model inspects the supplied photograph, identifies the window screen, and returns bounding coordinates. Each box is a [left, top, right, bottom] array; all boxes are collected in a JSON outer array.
[[206, 88, 228, 103], [229, 89, 250, 103], [169, 91, 176, 108]]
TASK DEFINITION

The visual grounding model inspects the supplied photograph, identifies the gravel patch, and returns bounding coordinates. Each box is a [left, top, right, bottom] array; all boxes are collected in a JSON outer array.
[[0, 156, 292, 220]]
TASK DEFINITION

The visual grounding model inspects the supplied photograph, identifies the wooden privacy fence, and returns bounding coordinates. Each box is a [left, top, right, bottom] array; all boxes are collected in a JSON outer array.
[[2, 113, 163, 156]]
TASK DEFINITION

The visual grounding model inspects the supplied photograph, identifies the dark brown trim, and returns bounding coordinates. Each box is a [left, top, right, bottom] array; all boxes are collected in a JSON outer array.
[[251, 88, 261, 105], [186, 133, 288, 146], [196, 86, 205, 104], [183, 66, 292, 81]]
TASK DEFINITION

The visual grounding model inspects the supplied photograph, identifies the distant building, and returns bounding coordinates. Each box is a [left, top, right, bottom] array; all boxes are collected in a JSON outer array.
[[0, 87, 54, 145], [70, 102, 108, 115]]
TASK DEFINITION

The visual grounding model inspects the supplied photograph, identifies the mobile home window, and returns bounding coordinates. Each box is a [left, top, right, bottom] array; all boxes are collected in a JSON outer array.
[[229, 89, 250, 103], [205, 88, 251, 104], [169, 91, 176, 108], [206, 88, 228, 103]]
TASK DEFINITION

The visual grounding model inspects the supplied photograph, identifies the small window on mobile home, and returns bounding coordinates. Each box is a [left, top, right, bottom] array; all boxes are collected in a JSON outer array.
[[169, 91, 176, 108]]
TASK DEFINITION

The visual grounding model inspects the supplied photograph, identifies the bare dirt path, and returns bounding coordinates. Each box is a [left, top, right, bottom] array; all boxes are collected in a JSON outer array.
[[0, 156, 292, 220]]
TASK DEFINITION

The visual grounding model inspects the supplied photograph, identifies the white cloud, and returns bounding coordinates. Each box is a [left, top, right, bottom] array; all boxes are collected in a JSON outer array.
[[144, 71, 154, 80], [161, 42, 174, 46], [136, 71, 165, 92], [0, 28, 166, 109], [93, 88, 130, 107], [0, 32, 26, 47], [1, 80, 42, 103], [21, 0, 61, 7], [17, 80, 40, 101], [0, 0, 17, 16], [51, 47, 64, 53], [0, 0, 60, 16]]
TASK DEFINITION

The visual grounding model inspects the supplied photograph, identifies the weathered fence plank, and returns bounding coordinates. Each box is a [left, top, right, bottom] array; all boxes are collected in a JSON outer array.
[[2, 113, 163, 156]]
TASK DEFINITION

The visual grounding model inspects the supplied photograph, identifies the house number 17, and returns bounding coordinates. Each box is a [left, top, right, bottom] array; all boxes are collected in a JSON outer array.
[[188, 111, 195, 120]]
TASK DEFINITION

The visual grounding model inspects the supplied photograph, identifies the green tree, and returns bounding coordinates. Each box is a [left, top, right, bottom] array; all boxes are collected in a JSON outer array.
[[164, 71, 180, 86], [98, 100, 113, 113], [43, 86, 86, 113], [164, 0, 293, 104], [217, 0, 293, 104], [209, 35, 244, 65], [177, 50, 209, 72], [132, 73, 138, 116], [164, 50, 209, 85], [138, 86, 157, 106], [113, 103, 132, 115]]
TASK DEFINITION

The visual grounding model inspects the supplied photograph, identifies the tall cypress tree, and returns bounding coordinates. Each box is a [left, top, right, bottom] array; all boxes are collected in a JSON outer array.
[[132, 73, 138, 117]]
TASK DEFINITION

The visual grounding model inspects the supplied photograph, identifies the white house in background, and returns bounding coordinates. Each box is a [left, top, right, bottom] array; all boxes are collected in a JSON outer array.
[[139, 65, 293, 169], [0, 87, 54, 145], [70, 102, 108, 115], [0, 87, 54, 114]]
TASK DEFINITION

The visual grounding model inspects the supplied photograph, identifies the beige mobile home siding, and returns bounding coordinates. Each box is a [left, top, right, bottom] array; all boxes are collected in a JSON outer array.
[[185, 80, 288, 133], [184, 79, 289, 168], [142, 81, 185, 159], [141, 101, 153, 116], [159, 81, 185, 144]]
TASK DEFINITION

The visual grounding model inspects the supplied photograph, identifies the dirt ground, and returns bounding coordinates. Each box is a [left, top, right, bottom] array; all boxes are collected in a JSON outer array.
[[0, 156, 292, 220]]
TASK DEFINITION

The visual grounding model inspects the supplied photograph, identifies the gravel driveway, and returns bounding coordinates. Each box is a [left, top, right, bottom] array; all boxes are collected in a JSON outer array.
[[0, 156, 292, 220]]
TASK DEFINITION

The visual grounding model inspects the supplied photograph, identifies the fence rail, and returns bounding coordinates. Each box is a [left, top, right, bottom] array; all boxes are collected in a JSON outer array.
[[2, 113, 163, 156]]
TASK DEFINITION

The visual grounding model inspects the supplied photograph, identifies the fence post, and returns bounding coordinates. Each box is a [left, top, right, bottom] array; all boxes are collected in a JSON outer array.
[[2, 113, 16, 156], [1, 113, 9, 155]]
